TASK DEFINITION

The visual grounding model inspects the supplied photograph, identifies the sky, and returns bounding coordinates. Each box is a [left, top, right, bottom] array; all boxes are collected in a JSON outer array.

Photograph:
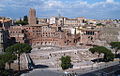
[[0, 0, 120, 19]]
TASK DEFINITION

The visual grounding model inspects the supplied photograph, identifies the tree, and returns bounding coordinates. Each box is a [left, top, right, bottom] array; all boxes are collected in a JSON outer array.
[[104, 52, 114, 62], [60, 56, 72, 70], [0, 51, 17, 76], [15, 16, 28, 25], [110, 42, 120, 55], [15, 21, 28, 25], [0, 54, 13, 76], [4, 53, 17, 69], [89, 46, 114, 62], [89, 46, 105, 58], [23, 15, 28, 22], [5, 43, 32, 72], [96, 23, 105, 26], [0, 54, 6, 71]]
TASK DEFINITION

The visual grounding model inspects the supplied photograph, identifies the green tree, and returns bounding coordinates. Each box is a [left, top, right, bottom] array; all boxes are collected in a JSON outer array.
[[96, 23, 105, 26], [23, 15, 28, 22], [5, 43, 32, 72], [60, 56, 72, 70], [110, 42, 120, 55], [0, 54, 6, 71], [0, 51, 17, 76], [89, 46, 114, 62], [0, 54, 12, 76], [15, 21, 28, 25], [89, 46, 105, 58], [15, 16, 28, 25], [4, 53, 17, 69], [104, 52, 114, 61]]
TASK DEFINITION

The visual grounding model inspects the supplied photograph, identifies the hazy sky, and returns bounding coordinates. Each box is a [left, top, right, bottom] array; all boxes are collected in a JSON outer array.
[[0, 0, 120, 19]]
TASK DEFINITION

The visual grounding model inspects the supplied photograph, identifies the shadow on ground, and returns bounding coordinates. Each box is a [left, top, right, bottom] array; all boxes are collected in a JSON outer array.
[[28, 54, 49, 69], [116, 54, 120, 58], [33, 64, 49, 69]]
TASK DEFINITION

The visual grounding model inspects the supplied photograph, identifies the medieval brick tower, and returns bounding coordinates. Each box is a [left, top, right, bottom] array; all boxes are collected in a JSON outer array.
[[28, 8, 36, 25]]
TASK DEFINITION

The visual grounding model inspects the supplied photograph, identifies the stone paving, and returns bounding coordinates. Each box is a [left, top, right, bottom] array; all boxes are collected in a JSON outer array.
[[20, 46, 120, 76], [29, 47, 100, 71]]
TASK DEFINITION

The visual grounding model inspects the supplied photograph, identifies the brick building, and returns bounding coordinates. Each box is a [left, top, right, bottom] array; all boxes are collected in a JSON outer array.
[[78, 28, 99, 46], [28, 8, 36, 25], [9, 8, 100, 47], [0, 17, 13, 30], [9, 26, 26, 43]]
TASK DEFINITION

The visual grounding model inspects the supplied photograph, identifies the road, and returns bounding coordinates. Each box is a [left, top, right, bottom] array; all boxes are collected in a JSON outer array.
[[21, 69, 64, 76], [79, 64, 120, 76], [21, 64, 120, 76]]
